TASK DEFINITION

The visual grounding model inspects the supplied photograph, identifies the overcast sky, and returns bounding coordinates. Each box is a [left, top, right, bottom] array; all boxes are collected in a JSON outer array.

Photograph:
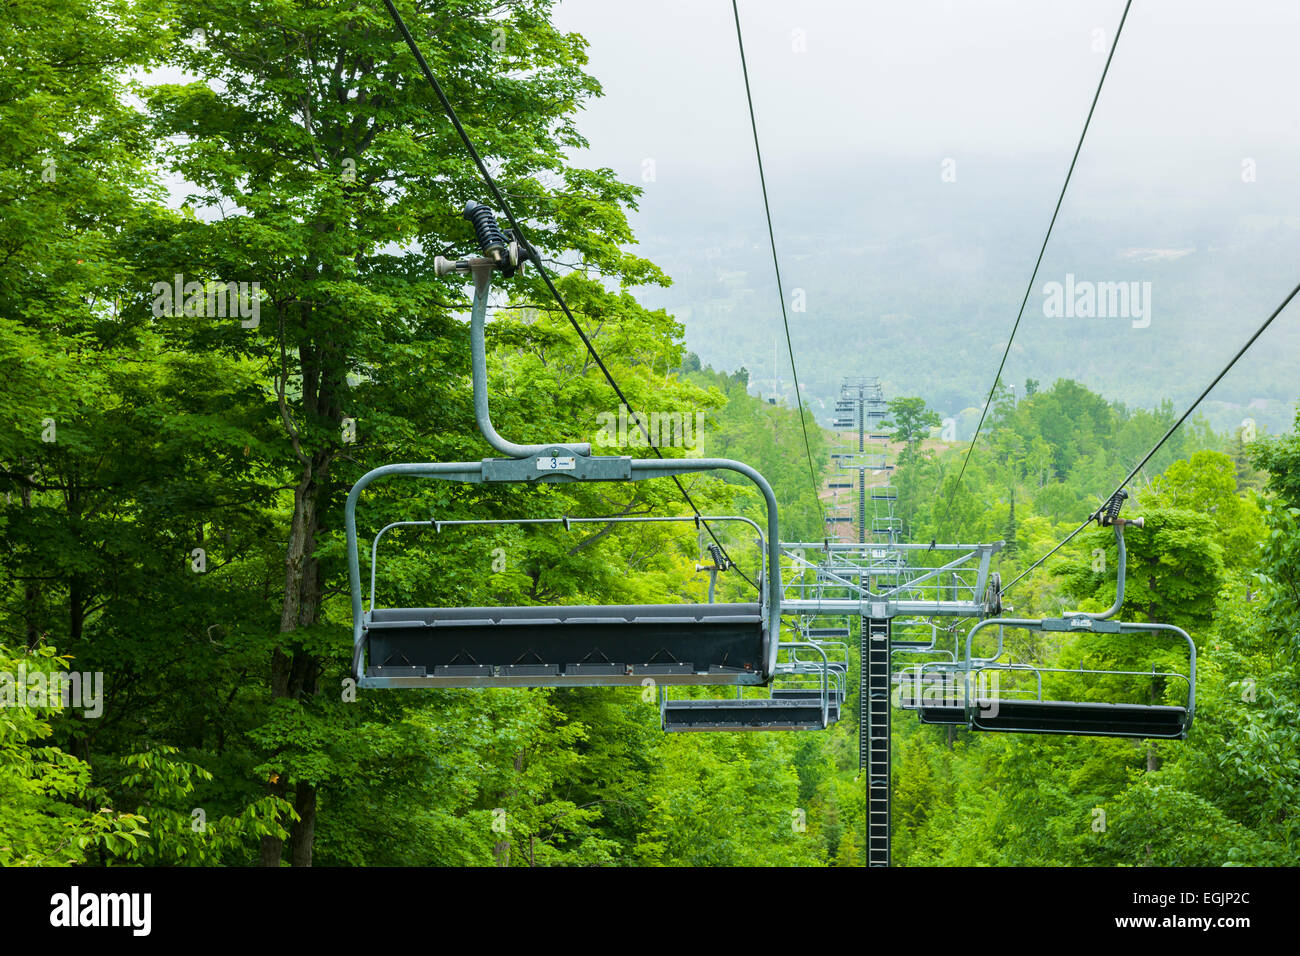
[[543, 0, 1300, 427], [141, 1, 1300, 424], [554, 0, 1300, 186]]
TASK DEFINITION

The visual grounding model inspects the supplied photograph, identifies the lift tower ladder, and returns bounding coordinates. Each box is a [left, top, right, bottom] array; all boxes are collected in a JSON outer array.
[[865, 616, 891, 866], [783, 538, 1002, 867]]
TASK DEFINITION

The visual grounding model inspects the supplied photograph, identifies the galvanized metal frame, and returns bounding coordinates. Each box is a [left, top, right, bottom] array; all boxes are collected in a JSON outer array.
[[659, 639, 838, 730], [367, 513, 766, 620], [346, 255, 784, 688], [954, 615, 1197, 736], [346, 459, 783, 688]]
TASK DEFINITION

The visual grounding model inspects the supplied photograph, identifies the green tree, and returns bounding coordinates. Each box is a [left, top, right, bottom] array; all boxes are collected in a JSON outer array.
[[0, 645, 149, 865], [884, 396, 941, 451], [135, 0, 756, 866]]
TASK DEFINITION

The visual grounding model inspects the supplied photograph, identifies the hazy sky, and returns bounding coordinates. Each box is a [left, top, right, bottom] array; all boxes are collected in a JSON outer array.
[[554, 0, 1300, 183], [544, 0, 1300, 426], [142, 1, 1300, 424]]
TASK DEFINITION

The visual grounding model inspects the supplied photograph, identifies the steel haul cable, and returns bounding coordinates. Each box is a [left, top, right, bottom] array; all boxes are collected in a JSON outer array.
[[381, 0, 758, 590], [731, 0, 827, 530], [939, 0, 1134, 530], [1003, 275, 1300, 595]]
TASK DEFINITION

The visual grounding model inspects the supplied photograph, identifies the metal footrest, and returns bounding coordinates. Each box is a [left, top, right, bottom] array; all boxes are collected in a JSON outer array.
[[916, 699, 1190, 737], [967, 699, 1190, 738], [916, 704, 966, 725]]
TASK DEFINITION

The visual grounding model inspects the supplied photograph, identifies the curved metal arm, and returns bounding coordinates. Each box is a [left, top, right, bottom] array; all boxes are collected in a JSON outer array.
[[779, 640, 830, 726], [1065, 522, 1127, 620], [790, 640, 849, 670], [966, 662, 1044, 702], [964, 617, 1039, 666], [966, 524, 1130, 666], [369, 520, 435, 617], [1143, 621, 1197, 720], [468, 261, 591, 457], [347, 462, 482, 677]]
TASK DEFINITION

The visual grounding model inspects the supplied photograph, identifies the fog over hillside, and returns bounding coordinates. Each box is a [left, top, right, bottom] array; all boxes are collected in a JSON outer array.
[[556, 0, 1300, 436]]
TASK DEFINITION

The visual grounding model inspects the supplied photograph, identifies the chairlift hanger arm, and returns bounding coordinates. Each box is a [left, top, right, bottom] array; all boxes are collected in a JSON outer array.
[[435, 201, 756, 589], [1069, 491, 1144, 621], [436, 205, 591, 459]]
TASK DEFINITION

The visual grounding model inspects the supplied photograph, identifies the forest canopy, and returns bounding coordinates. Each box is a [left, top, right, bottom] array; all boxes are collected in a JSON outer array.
[[0, 0, 1294, 868]]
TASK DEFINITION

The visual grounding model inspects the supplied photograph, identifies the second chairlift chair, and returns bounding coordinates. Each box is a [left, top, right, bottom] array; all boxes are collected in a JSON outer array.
[[902, 492, 1196, 739]]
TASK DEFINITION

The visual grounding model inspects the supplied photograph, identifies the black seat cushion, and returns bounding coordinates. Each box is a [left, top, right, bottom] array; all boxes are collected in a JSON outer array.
[[366, 603, 765, 684]]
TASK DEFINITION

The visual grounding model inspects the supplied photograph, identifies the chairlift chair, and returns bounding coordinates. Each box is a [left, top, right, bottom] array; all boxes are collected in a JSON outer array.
[[910, 494, 1195, 739], [660, 640, 847, 732], [348, 203, 784, 690]]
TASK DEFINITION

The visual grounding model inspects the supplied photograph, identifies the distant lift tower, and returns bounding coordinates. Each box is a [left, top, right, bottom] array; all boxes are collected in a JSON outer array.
[[821, 377, 922, 864], [828, 378, 897, 546], [782, 537, 1002, 866]]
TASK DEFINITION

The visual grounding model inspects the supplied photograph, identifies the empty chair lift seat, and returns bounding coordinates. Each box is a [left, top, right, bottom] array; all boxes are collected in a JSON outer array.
[[915, 698, 1189, 737], [365, 602, 765, 686], [960, 698, 1189, 738], [773, 686, 842, 723], [663, 696, 829, 732], [662, 681, 839, 733]]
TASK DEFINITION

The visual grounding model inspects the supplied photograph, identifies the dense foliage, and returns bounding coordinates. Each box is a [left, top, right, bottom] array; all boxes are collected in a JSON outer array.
[[889, 383, 1296, 865], [1, 0, 1292, 867]]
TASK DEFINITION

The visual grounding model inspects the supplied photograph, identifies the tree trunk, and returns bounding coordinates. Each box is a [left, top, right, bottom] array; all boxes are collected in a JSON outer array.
[[493, 751, 525, 868], [290, 782, 317, 867], [21, 484, 39, 650], [261, 453, 329, 866], [259, 775, 290, 867]]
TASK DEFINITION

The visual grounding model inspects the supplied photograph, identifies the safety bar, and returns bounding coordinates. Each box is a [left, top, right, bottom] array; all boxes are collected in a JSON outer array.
[[367, 513, 766, 616], [786, 639, 850, 671], [961, 617, 1196, 721], [896, 661, 1043, 709], [969, 662, 1189, 701], [780, 640, 831, 726]]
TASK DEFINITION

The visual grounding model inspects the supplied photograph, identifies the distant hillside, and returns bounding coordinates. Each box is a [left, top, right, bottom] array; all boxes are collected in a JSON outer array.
[[631, 156, 1300, 438]]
